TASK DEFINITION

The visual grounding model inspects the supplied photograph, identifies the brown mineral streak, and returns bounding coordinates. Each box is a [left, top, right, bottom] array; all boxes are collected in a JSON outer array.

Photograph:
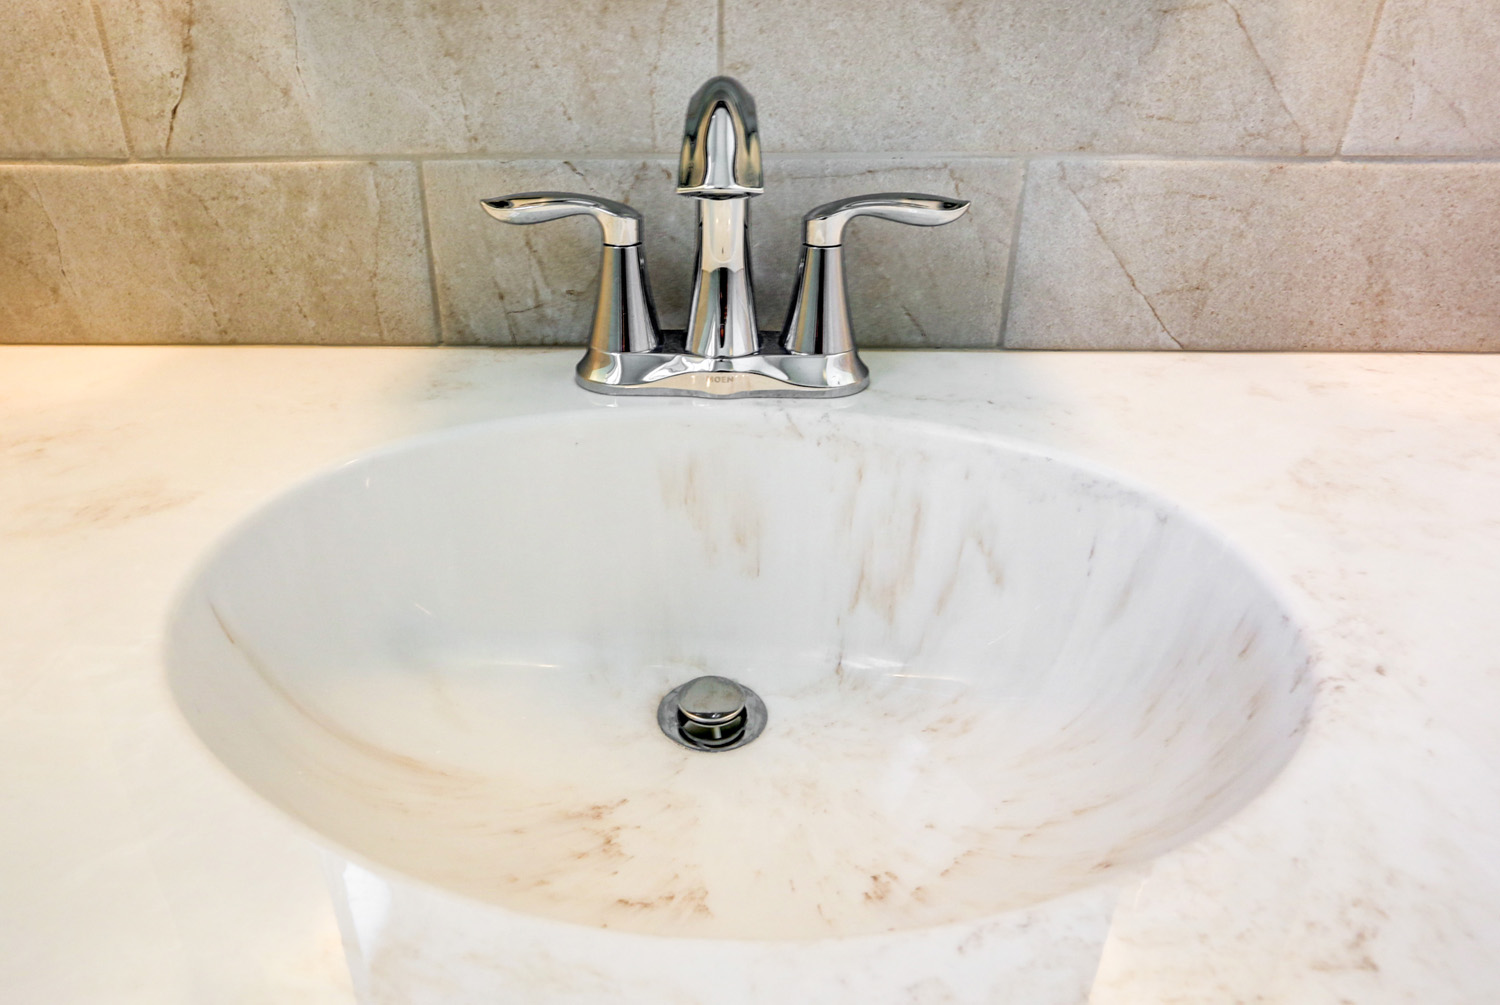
[[864, 871, 899, 902], [171, 408, 1315, 941], [13, 480, 200, 536], [613, 888, 712, 916]]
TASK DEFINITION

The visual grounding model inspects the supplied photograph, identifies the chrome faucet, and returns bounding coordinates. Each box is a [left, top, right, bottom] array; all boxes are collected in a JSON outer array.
[[679, 77, 763, 361], [481, 76, 969, 398]]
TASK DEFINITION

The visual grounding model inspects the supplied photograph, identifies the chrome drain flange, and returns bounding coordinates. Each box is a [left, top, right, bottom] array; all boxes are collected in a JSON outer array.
[[657, 675, 767, 752]]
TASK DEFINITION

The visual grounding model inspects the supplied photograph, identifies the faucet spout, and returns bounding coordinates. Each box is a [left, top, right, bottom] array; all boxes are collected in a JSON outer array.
[[679, 77, 762, 358], [678, 77, 762, 197]]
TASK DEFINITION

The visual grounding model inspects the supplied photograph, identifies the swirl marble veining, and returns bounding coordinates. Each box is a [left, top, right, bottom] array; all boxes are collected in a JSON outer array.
[[11, 348, 1499, 1003], [167, 409, 1311, 944]]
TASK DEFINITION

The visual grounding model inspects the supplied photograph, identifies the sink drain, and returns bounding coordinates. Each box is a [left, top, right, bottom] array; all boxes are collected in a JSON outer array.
[[657, 675, 767, 752]]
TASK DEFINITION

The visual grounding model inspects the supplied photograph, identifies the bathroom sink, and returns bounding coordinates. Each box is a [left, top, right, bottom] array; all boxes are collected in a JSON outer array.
[[166, 407, 1312, 942]]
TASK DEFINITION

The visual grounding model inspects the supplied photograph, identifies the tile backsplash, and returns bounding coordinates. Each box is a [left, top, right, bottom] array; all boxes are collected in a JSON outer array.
[[2, 0, 1497, 349]]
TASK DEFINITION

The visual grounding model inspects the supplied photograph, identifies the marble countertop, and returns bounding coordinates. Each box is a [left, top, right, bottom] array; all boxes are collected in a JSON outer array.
[[3, 346, 1497, 1003]]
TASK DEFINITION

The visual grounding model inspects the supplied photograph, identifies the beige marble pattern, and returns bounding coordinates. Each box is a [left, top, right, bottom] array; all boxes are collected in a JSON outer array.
[[1343, 0, 1500, 154], [1006, 161, 1500, 350], [94, 0, 716, 157], [0, 163, 434, 344], [725, 0, 1380, 155], [425, 157, 1020, 347], [0, 0, 127, 157], [168, 407, 1308, 943], [6, 348, 1500, 1001]]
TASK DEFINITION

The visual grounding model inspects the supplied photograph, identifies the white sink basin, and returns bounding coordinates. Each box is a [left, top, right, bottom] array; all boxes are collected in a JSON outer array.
[[167, 408, 1312, 943]]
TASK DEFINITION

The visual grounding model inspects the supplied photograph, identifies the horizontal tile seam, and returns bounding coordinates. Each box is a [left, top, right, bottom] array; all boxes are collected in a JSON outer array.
[[1, 340, 1482, 353], [5, 153, 1500, 169]]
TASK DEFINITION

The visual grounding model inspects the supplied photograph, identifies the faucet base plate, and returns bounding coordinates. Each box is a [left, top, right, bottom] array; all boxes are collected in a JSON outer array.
[[574, 336, 868, 399]]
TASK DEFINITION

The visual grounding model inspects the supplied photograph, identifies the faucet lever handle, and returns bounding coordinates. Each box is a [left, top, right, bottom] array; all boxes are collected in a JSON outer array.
[[481, 192, 641, 247], [782, 192, 970, 358], [802, 192, 969, 247], [479, 191, 660, 358]]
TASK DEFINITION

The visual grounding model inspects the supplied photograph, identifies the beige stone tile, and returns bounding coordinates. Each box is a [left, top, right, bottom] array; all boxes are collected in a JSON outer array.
[[753, 157, 1020, 347], [0, 162, 435, 344], [425, 157, 1020, 348], [424, 159, 692, 346], [1005, 161, 1500, 350], [1343, 0, 1500, 154], [1001, 167, 1183, 351], [0, 0, 127, 157], [96, 0, 716, 157], [725, 0, 1380, 155]]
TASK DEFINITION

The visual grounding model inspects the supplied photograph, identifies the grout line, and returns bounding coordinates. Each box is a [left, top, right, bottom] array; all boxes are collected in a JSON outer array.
[[0, 340, 1472, 353], [948, 151, 1500, 164], [717, 0, 725, 74], [86, 0, 134, 160], [996, 160, 1030, 349], [776, 151, 1500, 164], [4, 150, 1500, 169], [0, 152, 681, 166], [414, 161, 447, 345], [744, 150, 1500, 163], [0, 158, 132, 167], [5, 152, 1500, 172], [1339, 0, 1391, 156], [1305, 154, 1500, 165]]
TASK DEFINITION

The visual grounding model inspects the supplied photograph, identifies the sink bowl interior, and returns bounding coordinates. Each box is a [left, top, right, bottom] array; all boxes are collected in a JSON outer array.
[[167, 408, 1313, 940]]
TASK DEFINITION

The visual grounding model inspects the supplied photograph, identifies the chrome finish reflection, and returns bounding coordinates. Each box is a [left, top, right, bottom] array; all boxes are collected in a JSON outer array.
[[680, 80, 762, 359], [784, 194, 969, 357], [481, 192, 661, 355], [658, 675, 768, 752], [480, 81, 967, 398], [677, 77, 762, 196], [686, 195, 759, 358]]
